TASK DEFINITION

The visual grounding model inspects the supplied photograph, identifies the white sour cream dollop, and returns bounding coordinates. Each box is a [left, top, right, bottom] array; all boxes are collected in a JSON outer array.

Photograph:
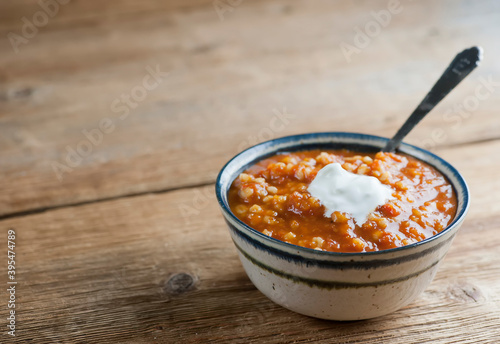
[[307, 163, 394, 226]]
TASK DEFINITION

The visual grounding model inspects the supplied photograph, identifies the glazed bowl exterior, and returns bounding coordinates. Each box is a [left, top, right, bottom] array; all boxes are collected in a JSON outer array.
[[215, 132, 469, 320]]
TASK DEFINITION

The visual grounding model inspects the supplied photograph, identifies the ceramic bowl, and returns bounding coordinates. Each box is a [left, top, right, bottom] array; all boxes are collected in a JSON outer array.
[[215, 132, 469, 320]]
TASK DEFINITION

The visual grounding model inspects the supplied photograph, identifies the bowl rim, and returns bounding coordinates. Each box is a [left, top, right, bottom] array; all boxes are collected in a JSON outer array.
[[216, 132, 470, 257]]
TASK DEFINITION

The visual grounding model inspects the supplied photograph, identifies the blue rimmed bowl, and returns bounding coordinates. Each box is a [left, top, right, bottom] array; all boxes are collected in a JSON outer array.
[[215, 132, 469, 320]]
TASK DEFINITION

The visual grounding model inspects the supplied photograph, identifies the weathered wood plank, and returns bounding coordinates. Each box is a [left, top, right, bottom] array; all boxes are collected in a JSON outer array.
[[0, 0, 217, 32], [1, 139, 500, 343], [2, 0, 499, 343], [1, 0, 500, 216]]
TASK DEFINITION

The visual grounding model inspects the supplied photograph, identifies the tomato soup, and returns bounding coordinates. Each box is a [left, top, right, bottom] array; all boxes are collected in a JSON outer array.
[[228, 150, 457, 253]]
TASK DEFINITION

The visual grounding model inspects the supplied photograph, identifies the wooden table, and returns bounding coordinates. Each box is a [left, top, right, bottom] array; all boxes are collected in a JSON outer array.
[[1, 0, 499, 342]]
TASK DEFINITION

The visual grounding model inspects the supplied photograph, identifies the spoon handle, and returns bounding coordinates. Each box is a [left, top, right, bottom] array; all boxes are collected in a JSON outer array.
[[383, 46, 483, 152]]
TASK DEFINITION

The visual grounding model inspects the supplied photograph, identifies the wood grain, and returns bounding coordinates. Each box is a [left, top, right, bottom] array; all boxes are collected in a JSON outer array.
[[1, 0, 500, 216], [1, 139, 500, 343], [1, 0, 500, 342], [0, 0, 218, 32]]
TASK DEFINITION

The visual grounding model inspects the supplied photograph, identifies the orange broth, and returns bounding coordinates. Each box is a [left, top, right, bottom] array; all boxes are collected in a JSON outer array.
[[228, 150, 457, 253]]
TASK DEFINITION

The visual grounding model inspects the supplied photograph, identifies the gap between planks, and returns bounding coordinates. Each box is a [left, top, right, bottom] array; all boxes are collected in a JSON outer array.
[[437, 135, 500, 150], [0, 180, 215, 222], [2, 133, 500, 221]]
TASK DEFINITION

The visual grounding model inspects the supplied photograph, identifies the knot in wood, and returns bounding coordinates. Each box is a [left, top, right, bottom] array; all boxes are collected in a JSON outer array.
[[448, 281, 485, 303], [165, 273, 196, 294]]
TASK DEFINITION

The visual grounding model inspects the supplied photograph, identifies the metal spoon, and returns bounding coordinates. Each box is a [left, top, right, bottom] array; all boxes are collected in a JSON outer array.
[[383, 46, 483, 152]]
